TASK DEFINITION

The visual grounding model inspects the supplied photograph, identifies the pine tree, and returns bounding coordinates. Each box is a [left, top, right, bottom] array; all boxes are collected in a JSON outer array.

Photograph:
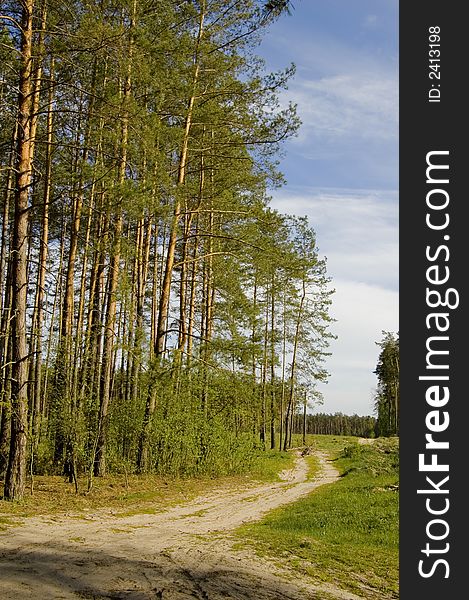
[[374, 332, 399, 437]]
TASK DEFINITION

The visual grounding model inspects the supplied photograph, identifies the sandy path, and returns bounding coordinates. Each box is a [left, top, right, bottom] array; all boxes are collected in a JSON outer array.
[[0, 451, 361, 600]]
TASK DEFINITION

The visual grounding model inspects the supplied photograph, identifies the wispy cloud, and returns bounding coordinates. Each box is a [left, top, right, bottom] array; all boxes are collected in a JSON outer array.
[[267, 21, 398, 78], [287, 73, 398, 145], [269, 22, 398, 146], [271, 188, 398, 291]]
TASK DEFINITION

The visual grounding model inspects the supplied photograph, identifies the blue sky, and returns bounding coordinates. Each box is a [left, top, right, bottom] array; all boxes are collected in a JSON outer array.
[[259, 0, 398, 416]]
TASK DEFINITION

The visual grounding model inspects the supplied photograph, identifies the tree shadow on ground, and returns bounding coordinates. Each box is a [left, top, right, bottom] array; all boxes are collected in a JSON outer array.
[[0, 542, 328, 600]]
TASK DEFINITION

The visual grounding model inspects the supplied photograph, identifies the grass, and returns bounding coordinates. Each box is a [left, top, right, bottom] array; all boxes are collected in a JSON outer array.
[[0, 514, 21, 531], [303, 452, 321, 480], [250, 448, 294, 482], [183, 508, 209, 517], [293, 433, 359, 458], [237, 435, 399, 599], [0, 447, 294, 525]]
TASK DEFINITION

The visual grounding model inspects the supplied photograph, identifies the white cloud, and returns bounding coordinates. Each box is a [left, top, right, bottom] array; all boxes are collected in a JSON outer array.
[[271, 188, 398, 290], [318, 279, 398, 416]]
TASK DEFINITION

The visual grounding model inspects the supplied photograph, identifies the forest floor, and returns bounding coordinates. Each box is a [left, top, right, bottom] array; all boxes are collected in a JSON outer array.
[[0, 450, 366, 600]]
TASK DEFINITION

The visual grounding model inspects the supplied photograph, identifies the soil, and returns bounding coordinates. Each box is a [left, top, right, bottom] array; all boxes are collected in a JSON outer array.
[[0, 451, 363, 600]]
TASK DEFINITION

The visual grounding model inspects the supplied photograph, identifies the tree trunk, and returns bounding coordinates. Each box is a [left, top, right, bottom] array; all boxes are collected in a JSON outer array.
[[302, 389, 307, 445], [155, 5, 205, 359], [0, 125, 17, 474], [4, 0, 35, 501], [279, 289, 287, 451], [30, 55, 54, 463], [94, 1, 135, 476], [186, 214, 199, 366], [260, 293, 269, 448], [283, 279, 306, 452], [270, 277, 276, 449]]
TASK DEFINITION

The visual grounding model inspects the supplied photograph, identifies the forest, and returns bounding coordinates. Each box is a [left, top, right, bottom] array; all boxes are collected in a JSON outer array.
[[0, 0, 336, 501], [292, 413, 376, 439]]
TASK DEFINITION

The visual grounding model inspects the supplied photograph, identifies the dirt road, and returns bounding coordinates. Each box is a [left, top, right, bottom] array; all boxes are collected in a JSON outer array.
[[0, 451, 361, 600]]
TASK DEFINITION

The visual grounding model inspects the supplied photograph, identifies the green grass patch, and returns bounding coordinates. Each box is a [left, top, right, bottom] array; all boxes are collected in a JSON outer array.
[[303, 433, 360, 459], [304, 453, 321, 480], [237, 435, 399, 599], [249, 449, 295, 482], [183, 508, 209, 517], [110, 527, 133, 534]]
